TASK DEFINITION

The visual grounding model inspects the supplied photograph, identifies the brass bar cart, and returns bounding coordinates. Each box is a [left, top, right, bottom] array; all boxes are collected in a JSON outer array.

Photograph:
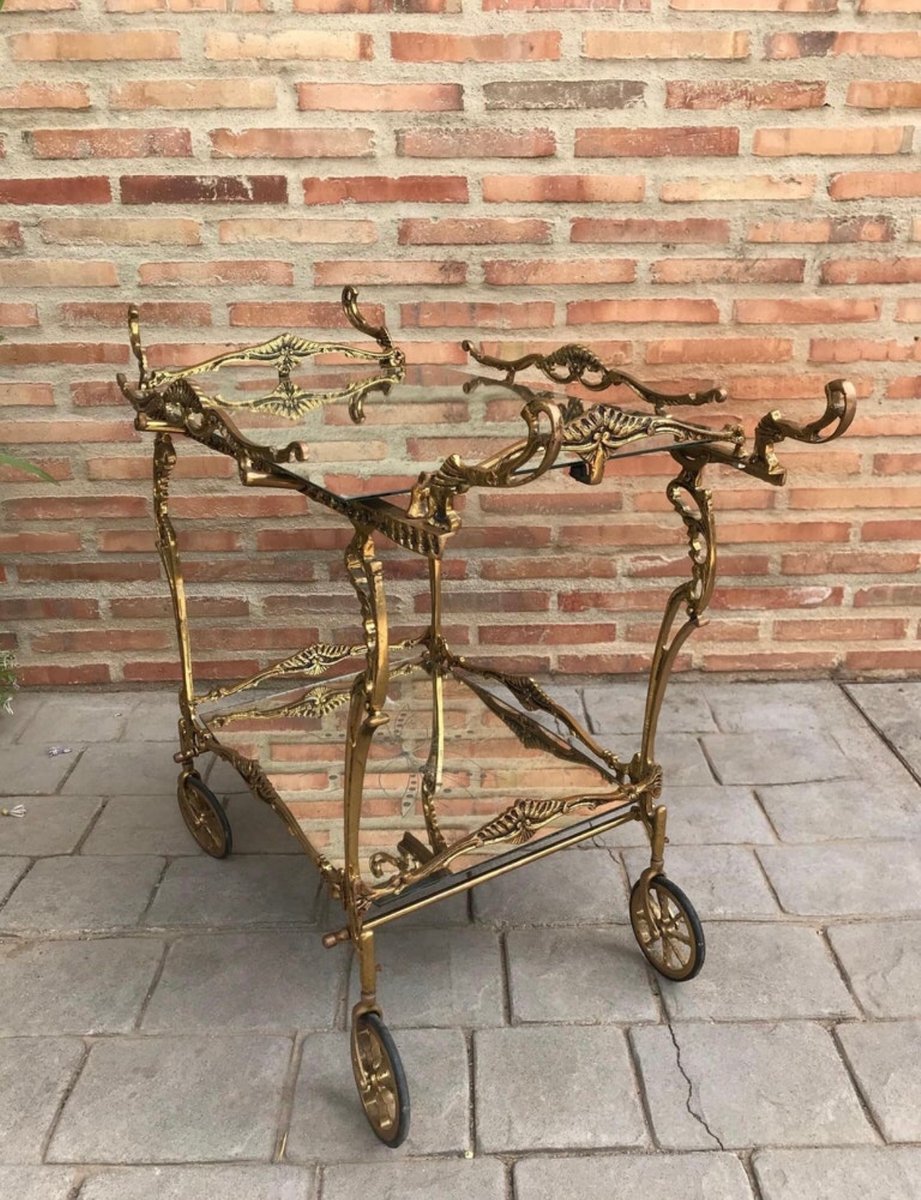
[[119, 288, 856, 1147]]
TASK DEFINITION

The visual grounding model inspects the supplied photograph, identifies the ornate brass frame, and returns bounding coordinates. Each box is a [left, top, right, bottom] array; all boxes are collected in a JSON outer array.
[[120, 290, 856, 1145]]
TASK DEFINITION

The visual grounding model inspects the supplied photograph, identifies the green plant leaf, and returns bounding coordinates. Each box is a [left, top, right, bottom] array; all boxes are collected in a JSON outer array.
[[0, 451, 58, 483]]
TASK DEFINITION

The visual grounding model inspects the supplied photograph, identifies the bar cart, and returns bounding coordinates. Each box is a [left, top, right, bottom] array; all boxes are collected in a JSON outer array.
[[119, 289, 856, 1147]]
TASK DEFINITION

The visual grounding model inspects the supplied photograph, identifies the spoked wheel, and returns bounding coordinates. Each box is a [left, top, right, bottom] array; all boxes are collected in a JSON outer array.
[[177, 770, 232, 859], [629, 874, 705, 982], [350, 1010, 410, 1148]]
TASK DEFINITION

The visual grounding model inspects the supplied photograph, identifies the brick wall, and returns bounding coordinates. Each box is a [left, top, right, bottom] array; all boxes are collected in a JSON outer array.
[[1, 3, 919, 688]]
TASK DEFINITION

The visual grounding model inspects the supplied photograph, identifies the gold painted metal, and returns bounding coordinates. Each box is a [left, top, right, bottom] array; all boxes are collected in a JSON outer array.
[[121, 293, 856, 1146]]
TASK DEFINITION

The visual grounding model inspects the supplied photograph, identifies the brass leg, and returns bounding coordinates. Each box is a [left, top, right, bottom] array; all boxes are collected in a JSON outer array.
[[637, 457, 716, 785], [152, 432, 199, 764], [420, 554, 448, 854], [341, 524, 390, 922]]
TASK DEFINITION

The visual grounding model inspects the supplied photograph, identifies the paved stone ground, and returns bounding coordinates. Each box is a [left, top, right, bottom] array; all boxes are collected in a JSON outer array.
[[1, 680, 920, 1200]]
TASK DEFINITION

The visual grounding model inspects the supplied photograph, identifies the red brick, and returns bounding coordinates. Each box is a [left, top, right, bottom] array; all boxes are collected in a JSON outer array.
[[569, 298, 719, 324], [211, 129, 373, 159], [847, 81, 921, 109], [485, 0, 648, 6], [0, 343, 127, 366], [667, 80, 826, 110], [483, 174, 643, 202], [74, 382, 136, 409], [0, 177, 111, 205], [400, 218, 551, 245], [829, 170, 921, 200], [304, 176, 467, 204], [754, 126, 908, 156], [821, 258, 921, 285], [294, 0, 459, 7], [646, 337, 793, 363], [483, 259, 636, 285], [810, 338, 921, 364], [18, 561, 162, 583], [219, 218, 376, 245], [747, 216, 894, 243], [783, 550, 920, 574], [0, 260, 118, 287], [789, 486, 921, 509], [0, 383, 55, 408], [121, 175, 287, 205], [576, 126, 739, 157], [766, 31, 921, 59], [651, 258, 804, 284], [401, 301, 555, 328], [59, 301, 211, 327], [391, 32, 560, 62], [896, 299, 921, 323], [734, 298, 880, 323], [674, 0, 835, 9], [397, 128, 555, 158], [0, 304, 39, 328], [138, 261, 293, 286], [661, 175, 815, 202], [572, 217, 729, 243], [855, 584, 921, 608], [297, 83, 462, 111], [229, 301, 384, 328], [9, 31, 181, 60], [0, 598, 100, 621], [0, 82, 90, 109], [863, 518, 921, 540], [205, 31, 371, 60], [4, 494, 147, 520], [885, 378, 921, 399], [0, 532, 81, 554], [32, 629, 171, 654], [479, 623, 617, 645], [0, 221, 23, 250], [19, 665, 111, 687], [315, 260, 466, 286], [845, 650, 921, 672], [29, 128, 192, 159], [110, 79, 277, 110], [584, 30, 749, 58], [41, 217, 202, 245]]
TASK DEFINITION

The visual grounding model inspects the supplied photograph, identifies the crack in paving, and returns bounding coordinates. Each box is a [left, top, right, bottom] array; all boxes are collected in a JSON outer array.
[[665, 1018, 726, 1151]]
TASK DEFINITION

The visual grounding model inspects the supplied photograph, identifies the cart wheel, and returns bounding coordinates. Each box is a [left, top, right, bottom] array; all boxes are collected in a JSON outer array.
[[629, 874, 704, 982], [177, 770, 232, 859], [350, 1010, 410, 1148]]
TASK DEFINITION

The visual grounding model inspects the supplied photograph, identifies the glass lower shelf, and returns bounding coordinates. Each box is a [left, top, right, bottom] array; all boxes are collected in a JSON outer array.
[[198, 668, 633, 888]]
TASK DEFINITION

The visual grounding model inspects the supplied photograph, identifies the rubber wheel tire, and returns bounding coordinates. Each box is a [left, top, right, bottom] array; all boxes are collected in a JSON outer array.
[[177, 771, 233, 859], [629, 874, 705, 982], [352, 1011, 410, 1148]]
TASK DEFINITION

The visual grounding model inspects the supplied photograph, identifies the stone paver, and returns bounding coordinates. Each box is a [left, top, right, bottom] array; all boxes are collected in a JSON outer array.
[[584, 681, 717, 735], [756, 778, 921, 842], [594, 784, 774, 848], [62, 742, 181, 796], [0, 1037, 84, 1162], [0, 680, 918, 1187], [0, 745, 80, 796], [622, 845, 779, 918], [758, 841, 921, 916], [0, 797, 101, 857], [145, 856, 319, 928], [475, 1025, 647, 1152], [143, 931, 342, 1033], [48, 1036, 292, 1163], [660, 924, 856, 1022], [473, 848, 628, 926], [828, 921, 921, 1018], [0, 858, 29, 905], [702, 730, 856, 785], [0, 937, 163, 1035], [322, 1159, 505, 1200], [81, 796, 202, 856], [847, 681, 921, 780], [507, 926, 659, 1023], [79, 1165, 316, 1200], [16, 695, 132, 744], [703, 681, 857, 733], [632, 1022, 874, 1149], [356, 926, 503, 1028], [287, 1028, 470, 1160], [0, 855, 164, 933], [0, 1167, 76, 1200], [515, 1152, 755, 1200], [753, 1147, 921, 1200], [838, 1021, 921, 1142]]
